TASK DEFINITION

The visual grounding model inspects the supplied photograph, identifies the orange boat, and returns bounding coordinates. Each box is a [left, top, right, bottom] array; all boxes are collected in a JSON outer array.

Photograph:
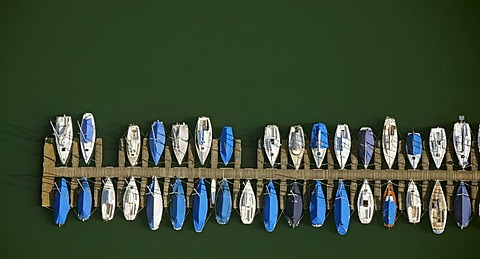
[[382, 181, 398, 228]]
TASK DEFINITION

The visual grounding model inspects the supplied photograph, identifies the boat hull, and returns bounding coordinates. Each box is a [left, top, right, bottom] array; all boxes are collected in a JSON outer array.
[[79, 113, 96, 165], [382, 117, 398, 169], [357, 180, 374, 224], [453, 121, 471, 169], [170, 178, 186, 230], [77, 178, 92, 221], [240, 180, 256, 224], [123, 177, 139, 221], [285, 182, 302, 228], [454, 181, 471, 229], [309, 180, 326, 227], [429, 127, 447, 169], [288, 125, 305, 170], [193, 178, 209, 232], [358, 127, 374, 169], [310, 123, 328, 168], [406, 133, 422, 170], [334, 124, 351, 169], [54, 115, 73, 165], [264, 125, 281, 167], [406, 180, 421, 224], [149, 121, 166, 166], [195, 116, 213, 165], [215, 179, 232, 225], [172, 123, 189, 164], [219, 126, 234, 166], [101, 178, 116, 221], [429, 181, 447, 234], [53, 178, 70, 226], [263, 180, 278, 232], [334, 180, 350, 235], [126, 125, 141, 166], [382, 182, 397, 228], [146, 176, 163, 230]]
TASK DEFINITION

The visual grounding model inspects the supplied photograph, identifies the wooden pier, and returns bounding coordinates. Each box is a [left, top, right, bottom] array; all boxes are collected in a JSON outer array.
[[42, 137, 480, 214]]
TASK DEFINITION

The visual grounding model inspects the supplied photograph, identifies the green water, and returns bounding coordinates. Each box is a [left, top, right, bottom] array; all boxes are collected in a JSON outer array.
[[1, 0, 480, 258]]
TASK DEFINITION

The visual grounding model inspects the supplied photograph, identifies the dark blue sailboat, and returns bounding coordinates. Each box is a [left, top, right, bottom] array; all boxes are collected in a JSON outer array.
[[334, 180, 350, 235], [193, 178, 209, 232], [77, 178, 92, 221], [149, 120, 166, 166], [53, 178, 70, 226], [309, 180, 326, 227], [285, 182, 303, 228], [358, 127, 374, 169], [219, 126, 235, 166], [263, 180, 278, 232], [310, 123, 329, 168], [169, 178, 186, 230], [215, 179, 232, 225], [382, 181, 397, 228], [454, 181, 471, 229]]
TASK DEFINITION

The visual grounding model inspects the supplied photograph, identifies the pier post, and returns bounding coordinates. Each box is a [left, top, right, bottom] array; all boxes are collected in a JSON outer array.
[[116, 178, 125, 207], [349, 181, 357, 210], [70, 178, 77, 208], [304, 139, 310, 170], [257, 139, 263, 169], [471, 141, 478, 171], [471, 181, 478, 213], [142, 138, 149, 168], [94, 177, 101, 207], [186, 178, 194, 208], [233, 179, 241, 209], [42, 138, 56, 207], [257, 180, 263, 209], [374, 140, 382, 170], [446, 180, 454, 211], [327, 140, 335, 169], [72, 138, 79, 167], [398, 140, 405, 170], [279, 180, 287, 210], [164, 138, 172, 168], [163, 178, 170, 208], [398, 180, 405, 211], [211, 139, 218, 168], [95, 138, 103, 167], [118, 138, 125, 167], [421, 180, 429, 211], [140, 177, 147, 207], [350, 140, 358, 171], [446, 141, 454, 171], [280, 141, 288, 169], [421, 141, 429, 170], [374, 180, 381, 210], [234, 139, 242, 169], [188, 140, 195, 168], [326, 180, 334, 209]]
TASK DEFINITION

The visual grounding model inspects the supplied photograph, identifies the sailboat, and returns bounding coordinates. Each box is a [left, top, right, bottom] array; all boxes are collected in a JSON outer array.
[[334, 180, 350, 235], [357, 180, 374, 224], [195, 116, 213, 165], [429, 180, 447, 234], [53, 178, 70, 226], [123, 177, 139, 221], [453, 116, 471, 170], [285, 182, 302, 228], [149, 121, 166, 166], [263, 180, 278, 232], [146, 176, 163, 230], [170, 178, 186, 230], [288, 125, 305, 170], [215, 178, 232, 225], [126, 124, 141, 166], [193, 178, 208, 232], [382, 116, 398, 169], [383, 181, 397, 228], [101, 177, 116, 221], [239, 180, 256, 224], [406, 180, 421, 224], [219, 126, 235, 166], [309, 180, 326, 227], [429, 127, 447, 169], [52, 115, 73, 165], [454, 181, 471, 229], [334, 124, 351, 169], [171, 123, 189, 165], [310, 123, 329, 168], [79, 113, 96, 165], [77, 178, 92, 221], [263, 125, 281, 167], [358, 127, 375, 169], [406, 132, 422, 170]]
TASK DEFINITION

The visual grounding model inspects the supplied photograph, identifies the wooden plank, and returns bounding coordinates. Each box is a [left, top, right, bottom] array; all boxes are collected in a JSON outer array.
[[164, 138, 172, 168], [95, 138, 103, 167], [257, 139, 263, 169], [398, 180, 405, 211], [142, 138, 149, 167], [374, 140, 382, 170], [211, 139, 218, 168], [188, 140, 195, 168], [118, 138, 125, 167], [280, 140, 287, 169], [234, 139, 242, 169], [397, 140, 405, 170], [72, 138, 79, 167]]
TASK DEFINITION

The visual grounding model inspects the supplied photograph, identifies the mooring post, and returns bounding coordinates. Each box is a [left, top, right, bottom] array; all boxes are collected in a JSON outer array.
[[279, 180, 287, 210], [280, 140, 288, 169], [142, 138, 149, 168], [374, 180, 382, 210], [446, 180, 454, 211], [188, 139, 195, 168], [374, 140, 382, 170], [234, 139, 242, 169], [233, 179, 241, 209], [95, 138, 103, 167], [211, 139, 218, 168], [398, 180, 405, 211], [163, 178, 170, 208], [349, 180, 357, 210], [421, 180, 429, 211], [257, 179, 263, 209], [257, 139, 263, 169], [397, 140, 405, 170], [164, 138, 172, 168], [118, 138, 125, 167]]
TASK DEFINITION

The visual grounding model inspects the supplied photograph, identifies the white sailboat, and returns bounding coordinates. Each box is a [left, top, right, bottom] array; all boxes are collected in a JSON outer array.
[[263, 125, 281, 167], [78, 112, 96, 165], [146, 176, 163, 230], [239, 180, 256, 224], [288, 125, 305, 170], [453, 116, 471, 170], [429, 127, 447, 169], [51, 115, 73, 165], [211, 178, 216, 206], [101, 177, 116, 221], [126, 124, 141, 166], [334, 124, 351, 169], [123, 177, 139, 221], [406, 180, 421, 224], [382, 116, 398, 169], [195, 116, 212, 165], [171, 123, 189, 164], [357, 180, 374, 224], [429, 180, 447, 234]]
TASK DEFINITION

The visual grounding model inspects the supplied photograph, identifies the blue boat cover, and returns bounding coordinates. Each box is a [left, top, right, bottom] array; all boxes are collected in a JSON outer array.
[[149, 121, 166, 166], [215, 179, 232, 224], [219, 126, 235, 166], [170, 178, 186, 230], [146, 177, 160, 230], [193, 178, 209, 232], [53, 178, 70, 226], [382, 184, 397, 227], [454, 181, 472, 228], [285, 182, 303, 228], [334, 180, 350, 235], [406, 133, 422, 156], [263, 180, 278, 232], [309, 180, 326, 227], [358, 129, 374, 168], [81, 117, 94, 142], [310, 123, 329, 149], [77, 178, 92, 221]]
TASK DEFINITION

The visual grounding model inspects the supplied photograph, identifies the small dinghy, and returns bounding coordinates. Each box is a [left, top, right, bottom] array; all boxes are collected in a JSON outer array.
[[309, 180, 326, 227], [406, 180, 421, 224], [79, 113, 96, 165], [171, 123, 189, 164], [149, 121, 166, 166], [285, 182, 303, 228], [240, 180, 256, 224], [429, 127, 447, 169], [429, 180, 447, 234], [334, 180, 350, 235], [193, 178, 208, 232], [288, 125, 305, 170], [382, 116, 398, 169], [170, 178, 186, 230], [383, 181, 397, 228], [357, 180, 374, 224], [211, 178, 216, 206], [454, 181, 471, 229], [51, 115, 73, 165], [195, 116, 213, 166], [453, 116, 472, 170], [126, 124, 141, 166], [123, 177, 139, 221], [101, 177, 116, 221], [77, 178, 92, 221], [310, 123, 329, 168], [406, 132, 422, 170], [263, 180, 278, 232], [219, 126, 234, 166], [146, 176, 163, 230], [358, 127, 375, 169], [53, 178, 70, 226], [263, 125, 281, 167], [215, 179, 232, 225], [334, 124, 351, 169]]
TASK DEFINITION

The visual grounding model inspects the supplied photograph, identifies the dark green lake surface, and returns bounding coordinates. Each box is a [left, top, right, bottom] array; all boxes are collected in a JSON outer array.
[[1, 0, 480, 258]]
